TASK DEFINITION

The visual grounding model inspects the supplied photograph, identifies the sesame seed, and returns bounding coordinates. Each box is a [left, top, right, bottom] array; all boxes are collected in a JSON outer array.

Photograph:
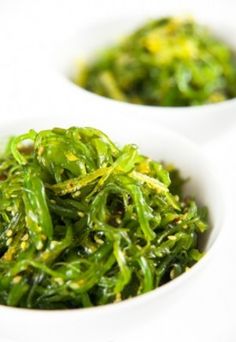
[[6, 238, 12, 246], [54, 278, 64, 286], [69, 282, 80, 290], [50, 241, 58, 249], [6, 230, 13, 237], [168, 235, 177, 241], [13, 276, 22, 284], [22, 233, 29, 241], [78, 211, 84, 218], [36, 241, 43, 250]]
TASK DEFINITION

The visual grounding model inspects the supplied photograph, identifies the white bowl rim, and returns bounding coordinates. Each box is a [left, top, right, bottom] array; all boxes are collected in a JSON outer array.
[[64, 75, 236, 112]]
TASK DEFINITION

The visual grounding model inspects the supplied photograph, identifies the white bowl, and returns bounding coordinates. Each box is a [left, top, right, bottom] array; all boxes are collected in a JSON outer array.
[[54, 15, 236, 142], [0, 113, 223, 342]]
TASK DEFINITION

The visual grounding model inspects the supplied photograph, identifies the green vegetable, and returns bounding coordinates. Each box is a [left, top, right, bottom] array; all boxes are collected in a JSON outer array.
[[0, 126, 208, 309], [77, 17, 236, 106]]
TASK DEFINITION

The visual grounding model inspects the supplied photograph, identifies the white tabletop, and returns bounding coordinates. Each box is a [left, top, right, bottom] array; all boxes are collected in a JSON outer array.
[[0, 1, 236, 341]]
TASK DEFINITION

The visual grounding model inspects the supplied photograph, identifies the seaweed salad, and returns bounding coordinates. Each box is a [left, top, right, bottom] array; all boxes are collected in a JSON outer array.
[[77, 17, 236, 106], [0, 127, 208, 309]]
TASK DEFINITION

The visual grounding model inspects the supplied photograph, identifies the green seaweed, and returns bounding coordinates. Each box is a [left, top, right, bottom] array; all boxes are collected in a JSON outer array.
[[0, 127, 208, 309], [77, 17, 236, 106]]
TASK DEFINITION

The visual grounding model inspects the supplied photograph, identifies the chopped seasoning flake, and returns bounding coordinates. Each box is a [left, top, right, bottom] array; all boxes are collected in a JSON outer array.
[[77, 17, 236, 106], [0, 126, 208, 309], [12, 276, 22, 284]]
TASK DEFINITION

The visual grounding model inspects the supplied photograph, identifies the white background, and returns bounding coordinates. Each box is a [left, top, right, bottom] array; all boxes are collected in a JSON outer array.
[[0, 0, 236, 341]]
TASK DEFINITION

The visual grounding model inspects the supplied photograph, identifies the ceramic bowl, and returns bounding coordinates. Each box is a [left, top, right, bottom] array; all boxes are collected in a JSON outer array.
[[0, 113, 223, 342], [54, 15, 236, 142]]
